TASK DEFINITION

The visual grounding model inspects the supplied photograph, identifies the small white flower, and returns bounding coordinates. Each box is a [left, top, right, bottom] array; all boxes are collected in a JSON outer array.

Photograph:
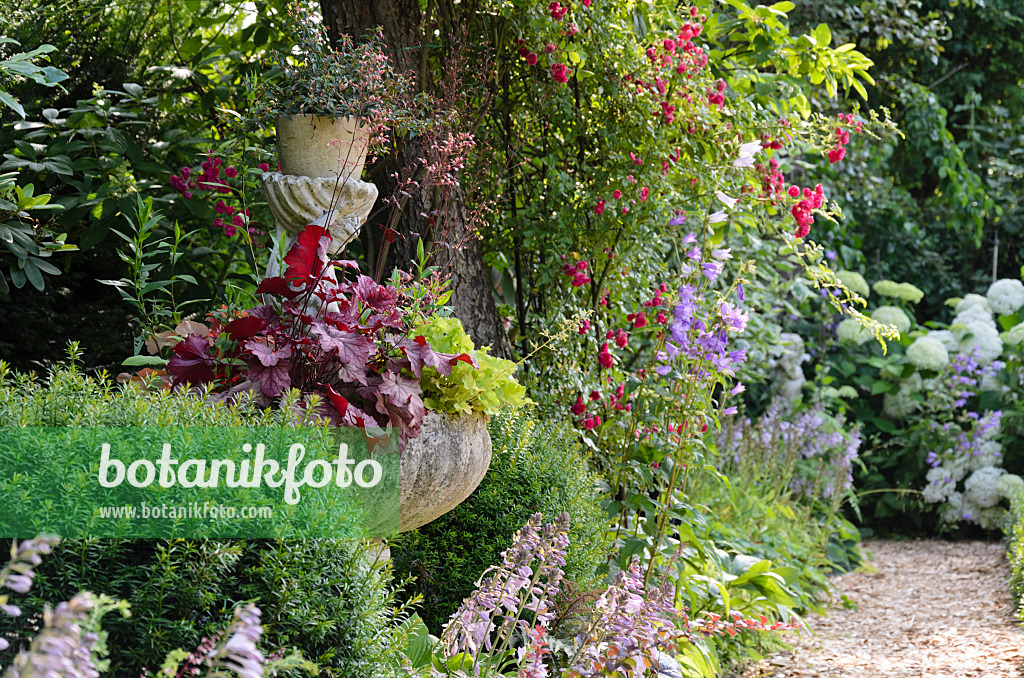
[[715, 191, 738, 207], [732, 140, 762, 167]]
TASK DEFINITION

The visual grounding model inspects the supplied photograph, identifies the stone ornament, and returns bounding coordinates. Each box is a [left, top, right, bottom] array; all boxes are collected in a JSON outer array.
[[261, 172, 377, 278]]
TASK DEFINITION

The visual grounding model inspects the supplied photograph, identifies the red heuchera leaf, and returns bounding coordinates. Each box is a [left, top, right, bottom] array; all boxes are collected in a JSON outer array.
[[245, 340, 292, 367], [326, 385, 372, 428], [225, 315, 268, 341], [311, 319, 372, 367], [255, 276, 301, 299], [353, 275, 398, 313], [283, 225, 330, 284], [247, 359, 291, 398], [167, 334, 217, 386], [397, 337, 477, 378]]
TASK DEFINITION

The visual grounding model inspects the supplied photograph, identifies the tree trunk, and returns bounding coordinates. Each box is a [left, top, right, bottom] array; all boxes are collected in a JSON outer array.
[[319, 0, 512, 358]]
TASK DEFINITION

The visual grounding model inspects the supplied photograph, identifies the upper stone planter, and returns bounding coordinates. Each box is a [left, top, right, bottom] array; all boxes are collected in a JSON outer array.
[[276, 113, 369, 181]]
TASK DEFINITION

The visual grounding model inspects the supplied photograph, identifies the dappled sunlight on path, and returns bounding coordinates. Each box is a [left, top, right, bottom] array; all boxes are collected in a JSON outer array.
[[745, 540, 1024, 678]]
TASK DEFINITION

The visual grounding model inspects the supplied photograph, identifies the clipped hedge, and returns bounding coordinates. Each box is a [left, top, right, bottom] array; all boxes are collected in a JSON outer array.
[[391, 409, 608, 633]]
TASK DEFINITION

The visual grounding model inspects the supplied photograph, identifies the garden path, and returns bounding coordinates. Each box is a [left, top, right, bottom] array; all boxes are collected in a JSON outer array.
[[744, 540, 1024, 678]]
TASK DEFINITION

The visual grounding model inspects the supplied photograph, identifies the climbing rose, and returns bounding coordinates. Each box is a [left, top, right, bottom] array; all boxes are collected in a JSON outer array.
[[550, 63, 571, 83]]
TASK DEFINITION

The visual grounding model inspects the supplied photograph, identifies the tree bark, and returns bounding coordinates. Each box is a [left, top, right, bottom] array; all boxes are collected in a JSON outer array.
[[319, 0, 512, 358]]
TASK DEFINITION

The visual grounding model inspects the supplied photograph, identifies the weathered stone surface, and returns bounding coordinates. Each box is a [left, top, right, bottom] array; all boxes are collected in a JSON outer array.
[[262, 172, 378, 283], [399, 410, 492, 532], [276, 113, 369, 180]]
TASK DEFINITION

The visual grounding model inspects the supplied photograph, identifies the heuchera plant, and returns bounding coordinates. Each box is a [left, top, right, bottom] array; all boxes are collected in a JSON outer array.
[[166, 224, 477, 447]]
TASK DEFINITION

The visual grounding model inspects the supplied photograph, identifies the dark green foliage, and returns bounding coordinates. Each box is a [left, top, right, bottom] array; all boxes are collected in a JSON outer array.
[[1006, 491, 1024, 621], [391, 410, 607, 634], [5, 538, 403, 678]]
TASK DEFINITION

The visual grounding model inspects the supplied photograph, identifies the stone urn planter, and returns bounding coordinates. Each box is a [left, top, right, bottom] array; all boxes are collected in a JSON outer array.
[[276, 113, 369, 181], [397, 410, 492, 532]]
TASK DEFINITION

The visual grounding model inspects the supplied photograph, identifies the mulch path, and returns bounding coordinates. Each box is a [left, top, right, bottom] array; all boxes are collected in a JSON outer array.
[[743, 540, 1024, 678]]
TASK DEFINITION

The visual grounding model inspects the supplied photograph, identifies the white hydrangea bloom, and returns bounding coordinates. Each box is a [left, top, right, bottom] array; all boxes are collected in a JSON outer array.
[[1006, 322, 1024, 347], [979, 413, 1002, 440], [929, 330, 959, 353], [940, 491, 965, 523], [977, 506, 1007, 531], [986, 278, 1024, 315], [897, 283, 925, 305], [872, 306, 911, 335], [960, 496, 983, 523], [980, 372, 1003, 391], [958, 323, 1003, 365], [944, 457, 969, 484], [953, 305, 997, 329], [956, 293, 991, 315], [836, 270, 870, 299], [872, 280, 901, 298], [968, 441, 1002, 471], [923, 467, 957, 503], [836, 318, 872, 345], [906, 336, 949, 371], [997, 474, 1024, 500], [882, 391, 917, 419], [964, 466, 1005, 508]]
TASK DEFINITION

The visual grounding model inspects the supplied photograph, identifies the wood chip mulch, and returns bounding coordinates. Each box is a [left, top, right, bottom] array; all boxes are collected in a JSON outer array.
[[742, 540, 1024, 678]]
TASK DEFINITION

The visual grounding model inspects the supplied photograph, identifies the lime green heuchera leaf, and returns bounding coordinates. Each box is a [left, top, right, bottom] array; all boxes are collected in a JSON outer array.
[[412, 317, 527, 416]]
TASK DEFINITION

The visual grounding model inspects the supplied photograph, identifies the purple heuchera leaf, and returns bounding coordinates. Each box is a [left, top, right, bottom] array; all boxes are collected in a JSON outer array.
[[311, 319, 372, 367], [245, 340, 292, 367], [378, 371, 422, 406], [247, 358, 291, 398], [168, 334, 217, 386]]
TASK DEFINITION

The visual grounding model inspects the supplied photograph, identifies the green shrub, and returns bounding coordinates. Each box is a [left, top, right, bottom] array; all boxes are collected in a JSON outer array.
[[12, 539, 404, 678], [391, 409, 607, 633], [1005, 490, 1024, 620], [0, 353, 409, 677]]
